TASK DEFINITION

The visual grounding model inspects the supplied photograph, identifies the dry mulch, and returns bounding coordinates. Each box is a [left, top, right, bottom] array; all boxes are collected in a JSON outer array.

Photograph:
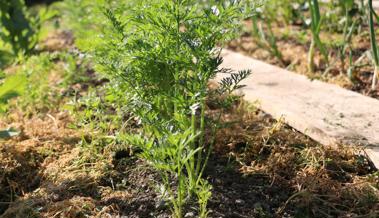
[[2, 102, 377, 218], [0, 31, 378, 218]]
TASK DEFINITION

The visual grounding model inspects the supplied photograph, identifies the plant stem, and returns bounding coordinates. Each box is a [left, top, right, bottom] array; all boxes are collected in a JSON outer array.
[[308, 39, 316, 73], [189, 111, 197, 191], [195, 97, 206, 177], [373, 66, 378, 90], [177, 160, 183, 218], [369, 0, 379, 89], [307, 0, 329, 73]]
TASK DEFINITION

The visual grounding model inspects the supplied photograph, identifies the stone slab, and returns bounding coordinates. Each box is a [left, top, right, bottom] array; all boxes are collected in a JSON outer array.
[[374, 0, 379, 9], [218, 49, 379, 168]]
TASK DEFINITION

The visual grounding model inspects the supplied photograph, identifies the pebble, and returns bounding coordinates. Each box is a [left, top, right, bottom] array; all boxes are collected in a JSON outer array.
[[155, 200, 166, 209], [184, 212, 195, 217], [235, 199, 245, 205]]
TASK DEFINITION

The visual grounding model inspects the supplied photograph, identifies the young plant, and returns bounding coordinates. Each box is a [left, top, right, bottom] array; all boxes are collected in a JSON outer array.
[[259, 0, 307, 26], [95, 1, 255, 217], [368, 0, 379, 89], [336, 19, 357, 78], [251, 14, 284, 64], [307, 0, 329, 73]]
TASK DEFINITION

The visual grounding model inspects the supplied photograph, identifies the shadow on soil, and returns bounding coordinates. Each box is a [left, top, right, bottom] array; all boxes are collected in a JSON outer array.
[[0, 145, 43, 214]]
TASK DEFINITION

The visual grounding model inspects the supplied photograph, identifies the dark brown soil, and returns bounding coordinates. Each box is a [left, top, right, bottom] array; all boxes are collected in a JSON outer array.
[[205, 102, 378, 218]]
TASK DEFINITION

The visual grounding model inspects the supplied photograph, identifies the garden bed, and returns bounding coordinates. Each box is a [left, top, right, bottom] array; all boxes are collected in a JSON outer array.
[[228, 25, 379, 99], [0, 1, 379, 217], [228, 0, 379, 100], [223, 0, 379, 168], [1, 87, 378, 218], [0, 31, 377, 217]]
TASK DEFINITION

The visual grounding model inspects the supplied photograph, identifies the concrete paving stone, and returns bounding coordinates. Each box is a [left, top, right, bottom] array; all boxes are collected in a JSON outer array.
[[218, 49, 379, 168]]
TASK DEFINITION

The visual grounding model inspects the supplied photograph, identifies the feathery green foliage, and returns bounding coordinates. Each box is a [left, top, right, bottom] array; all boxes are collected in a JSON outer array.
[[94, 0, 257, 216]]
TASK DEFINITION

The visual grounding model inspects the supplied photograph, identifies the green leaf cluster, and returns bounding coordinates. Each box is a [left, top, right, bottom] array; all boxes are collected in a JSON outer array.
[[92, 0, 256, 217], [0, 0, 37, 57], [0, 0, 56, 59], [0, 72, 27, 112]]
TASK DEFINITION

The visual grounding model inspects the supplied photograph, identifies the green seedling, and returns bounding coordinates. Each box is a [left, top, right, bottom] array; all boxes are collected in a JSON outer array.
[[337, 20, 357, 78], [251, 15, 284, 64], [307, 0, 329, 73]]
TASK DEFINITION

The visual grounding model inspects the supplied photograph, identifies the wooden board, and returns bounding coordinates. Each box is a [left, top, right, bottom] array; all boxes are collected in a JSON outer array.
[[218, 49, 379, 168]]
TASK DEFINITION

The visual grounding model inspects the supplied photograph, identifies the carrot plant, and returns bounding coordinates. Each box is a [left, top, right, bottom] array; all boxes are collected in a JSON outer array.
[[95, 0, 256, 217]]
